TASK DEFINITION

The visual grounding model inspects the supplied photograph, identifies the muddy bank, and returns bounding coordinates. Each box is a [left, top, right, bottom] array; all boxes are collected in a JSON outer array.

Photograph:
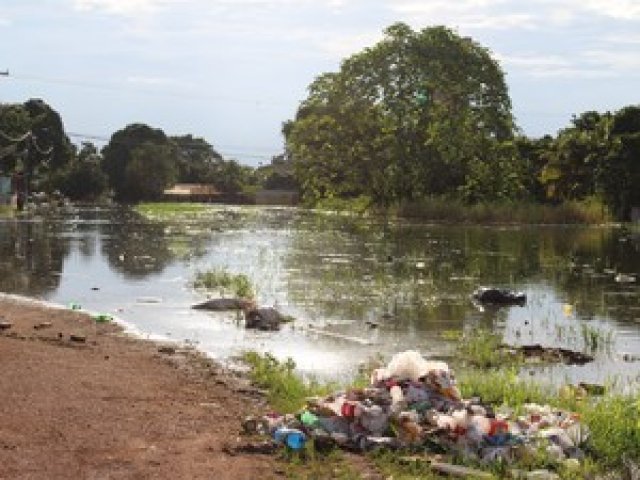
[[0, 295, 278, 480]]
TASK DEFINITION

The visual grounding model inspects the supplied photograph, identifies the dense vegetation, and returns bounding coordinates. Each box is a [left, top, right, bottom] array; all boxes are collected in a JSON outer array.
[[284, 23, 640, 220], [0, 22, 638, 220]]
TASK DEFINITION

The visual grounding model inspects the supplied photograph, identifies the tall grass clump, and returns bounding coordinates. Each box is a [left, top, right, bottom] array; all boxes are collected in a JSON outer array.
[[241, 351, 335, 413], [579, 394, 640, 468], [456, 329, 517, 368], [395, 196, 612, 225], [457, 368, 553, 407], [580, 324, 614, 353], [193, 269, 254, 298]]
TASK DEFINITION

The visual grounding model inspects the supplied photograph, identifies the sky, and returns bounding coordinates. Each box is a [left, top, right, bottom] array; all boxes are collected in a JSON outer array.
[[1, 0, 639, 166]]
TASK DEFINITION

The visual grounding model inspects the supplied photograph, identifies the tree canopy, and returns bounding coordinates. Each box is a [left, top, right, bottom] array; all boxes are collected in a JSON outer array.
[[285, 23, 518, 205], [101, 123, 176, 202], [0, 99, 74, 190]]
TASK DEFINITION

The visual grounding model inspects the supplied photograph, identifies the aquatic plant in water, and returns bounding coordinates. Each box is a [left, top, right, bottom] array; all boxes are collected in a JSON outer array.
[[193, 268, 255, 299]]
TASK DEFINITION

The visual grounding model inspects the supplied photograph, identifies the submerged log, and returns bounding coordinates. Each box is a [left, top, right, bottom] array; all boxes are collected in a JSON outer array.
[[192, 298, 255, 311], [472, 287, 526, 306], [506, 344, 594, 365]]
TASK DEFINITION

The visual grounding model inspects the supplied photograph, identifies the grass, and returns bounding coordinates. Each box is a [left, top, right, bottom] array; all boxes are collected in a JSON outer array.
[[277, 448, 362, 479], [311, 195, 373, 216], [193, 269, 255, 299], [391, 196, 612, 225], [134, 202, 209, 220], [455, 329, 519, 369], [241, 348, 640, 479], [241, 351, 337, 413], [580, 324, 614, 353]]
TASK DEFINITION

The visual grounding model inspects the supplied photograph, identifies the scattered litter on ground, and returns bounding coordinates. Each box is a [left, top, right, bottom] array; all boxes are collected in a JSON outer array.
[[245, 350, 590, 478]]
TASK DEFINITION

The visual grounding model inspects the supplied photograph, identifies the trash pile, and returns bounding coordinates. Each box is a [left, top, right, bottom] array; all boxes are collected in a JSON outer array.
[[244, 351, 589, 467]]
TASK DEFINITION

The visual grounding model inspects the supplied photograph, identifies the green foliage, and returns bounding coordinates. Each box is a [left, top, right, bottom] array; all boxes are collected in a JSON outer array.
[[170, 134, 223, 183], [193, 269, 255, 299], [102, 123, 175, 202], [580, 395, 640, 467], [23, 99, 75, 175], [241, 351, 335, 413], [286, 23, 516, 207], [394, 196, 611, 224], [278, 448, 361, 479], [369, 451, 444, 480], [580, 324, 614, 353], [597, 106, 640, 219], [52, 158, 108, 201], [0, 99, 74, 192], [458, 368, 554, 407], [134, 202, 208, 220], [0, 103, 30, 173], [124, 142, 177, 201], [456, 329, 517, 368], [312, 195, 372, 215]]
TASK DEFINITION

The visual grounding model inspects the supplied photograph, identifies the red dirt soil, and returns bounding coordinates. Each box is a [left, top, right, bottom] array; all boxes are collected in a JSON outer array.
[[0, 296, 279, 479]]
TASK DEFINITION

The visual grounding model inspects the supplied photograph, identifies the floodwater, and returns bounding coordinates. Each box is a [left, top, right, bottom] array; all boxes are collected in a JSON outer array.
[[1, 205, 639, 389]]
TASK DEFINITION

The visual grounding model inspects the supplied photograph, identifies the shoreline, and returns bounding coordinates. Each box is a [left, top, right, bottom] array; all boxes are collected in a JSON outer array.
[[0, 294, 278, 479]]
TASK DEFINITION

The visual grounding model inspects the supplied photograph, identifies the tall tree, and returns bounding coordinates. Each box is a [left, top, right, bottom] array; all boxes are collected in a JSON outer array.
[[599, 106, 640, 219], [0, 99, 73, 191], [170, 134, 223, 183], [539, 111, 612, 202], [102, 123, 175, 201], [285, 23, 516, 206], [124, 142, 177, 201]]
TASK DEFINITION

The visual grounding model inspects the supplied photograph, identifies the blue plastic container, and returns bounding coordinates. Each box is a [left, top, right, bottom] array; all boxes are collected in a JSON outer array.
[[273, 427, 306, 450]]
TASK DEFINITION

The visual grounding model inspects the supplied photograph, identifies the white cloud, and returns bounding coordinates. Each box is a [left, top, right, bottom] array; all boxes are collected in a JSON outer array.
[[72, 0, 349, 17], [390, 0, 537, 30], [584, 50, 640, 72], [315, 32, 382, 58], [390, 0, 640, 31], [603, 33, 640, 45], [578, 0, 640, 20], [546, 7, 575, 26], [73, 0, 172, 15], [497, 52, 614, 78]]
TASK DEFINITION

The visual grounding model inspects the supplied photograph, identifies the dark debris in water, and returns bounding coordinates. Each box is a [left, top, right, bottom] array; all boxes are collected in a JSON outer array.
[[503, 344, 594, 366]]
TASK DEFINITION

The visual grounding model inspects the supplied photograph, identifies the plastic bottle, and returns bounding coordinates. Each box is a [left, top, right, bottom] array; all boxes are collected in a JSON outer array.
[[300, 410, 319, 428], [273, 427, 306, 450]]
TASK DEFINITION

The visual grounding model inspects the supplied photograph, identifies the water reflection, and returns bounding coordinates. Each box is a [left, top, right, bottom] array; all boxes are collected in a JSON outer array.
[[0, 220, 66, 295], [0, 206, 638, 386]]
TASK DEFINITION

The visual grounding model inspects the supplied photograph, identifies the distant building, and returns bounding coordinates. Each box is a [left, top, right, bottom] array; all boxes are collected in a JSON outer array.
[[162, 183, 220, 202]]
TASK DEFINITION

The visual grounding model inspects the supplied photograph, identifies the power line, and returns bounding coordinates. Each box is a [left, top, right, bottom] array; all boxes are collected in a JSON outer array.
[[8, 72, 291, 107], [66, 131, 281, 159]]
